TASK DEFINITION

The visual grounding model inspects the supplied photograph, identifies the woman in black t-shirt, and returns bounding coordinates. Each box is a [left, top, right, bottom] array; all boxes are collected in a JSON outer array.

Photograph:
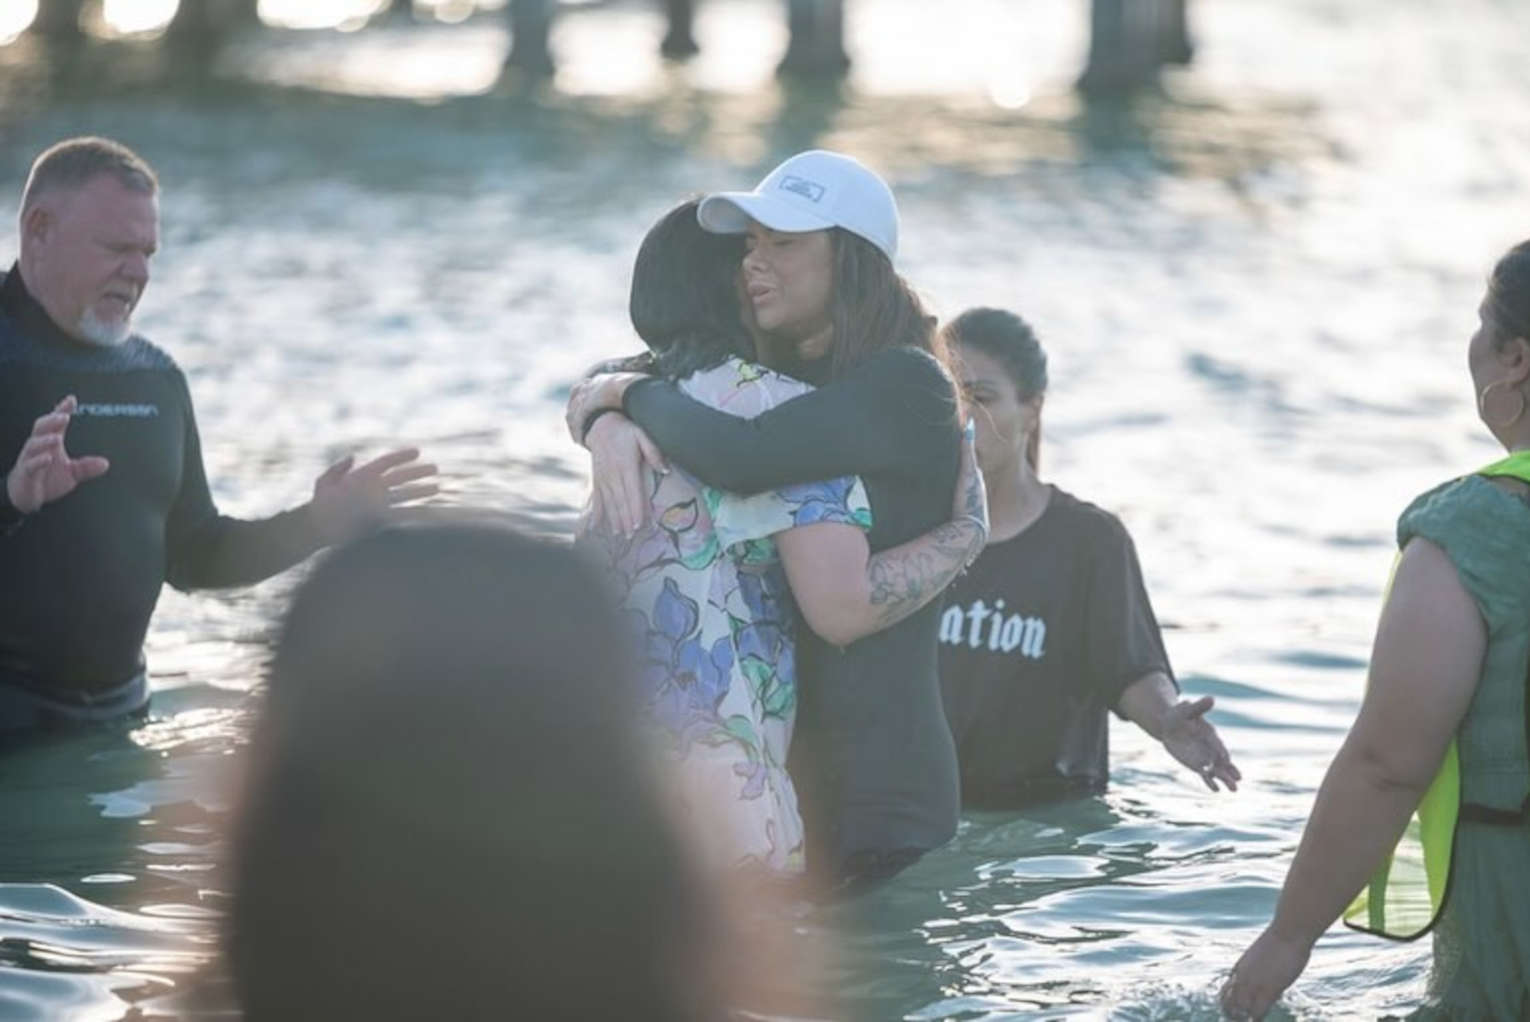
[[940, 308, 1241, 808]]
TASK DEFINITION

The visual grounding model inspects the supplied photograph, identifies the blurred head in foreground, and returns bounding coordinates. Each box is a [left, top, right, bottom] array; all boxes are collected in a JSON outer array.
[[226, 523, 723, 1022]]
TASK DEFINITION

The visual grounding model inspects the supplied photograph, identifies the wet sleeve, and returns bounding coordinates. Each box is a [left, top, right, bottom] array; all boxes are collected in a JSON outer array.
[[1084, 518, 1175, 717], [711, 475, 873, 551], [163, 373, 321, 591], [622, 347, 958, 495], [1398, 476, 1530, 634]]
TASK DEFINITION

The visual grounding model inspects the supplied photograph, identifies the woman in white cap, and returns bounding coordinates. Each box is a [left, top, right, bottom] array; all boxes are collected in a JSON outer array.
[[575, 198, 986, 883], [568, 151, 971, 890]]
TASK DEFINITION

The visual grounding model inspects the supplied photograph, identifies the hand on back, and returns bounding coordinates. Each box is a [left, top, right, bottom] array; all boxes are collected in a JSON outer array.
[[584, 414, 667, 536], [564, 372, 649, 444]]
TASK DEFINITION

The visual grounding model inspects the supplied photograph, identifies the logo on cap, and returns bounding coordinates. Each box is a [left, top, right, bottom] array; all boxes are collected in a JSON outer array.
[[778, 175, 826, 203]]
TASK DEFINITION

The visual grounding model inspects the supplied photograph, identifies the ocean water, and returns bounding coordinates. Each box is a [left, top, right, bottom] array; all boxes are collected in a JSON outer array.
[[1, 0, 1528, 1017]]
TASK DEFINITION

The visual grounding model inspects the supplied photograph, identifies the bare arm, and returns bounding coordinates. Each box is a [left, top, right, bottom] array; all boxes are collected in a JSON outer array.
[[167, 448, 438, 590], [579, 413, 983, 642], [778, 518, 984, 646], [1220, 537, 1484, 1019], [776, 422, 988, 646], [569, 349, 958, 494], [1117, 671, 1241, 791]]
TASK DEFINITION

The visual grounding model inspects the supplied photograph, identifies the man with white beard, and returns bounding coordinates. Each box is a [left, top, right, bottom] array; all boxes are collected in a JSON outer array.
[[0, 137, 436, 735]]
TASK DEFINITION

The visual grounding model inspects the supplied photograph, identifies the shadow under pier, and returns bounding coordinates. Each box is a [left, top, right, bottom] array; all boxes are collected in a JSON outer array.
[[16, 0, 1197, 96]]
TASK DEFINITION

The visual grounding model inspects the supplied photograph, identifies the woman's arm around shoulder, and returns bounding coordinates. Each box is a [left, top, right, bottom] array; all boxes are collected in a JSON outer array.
[[617, 345, 960, 494], [775, 416, 987, 646]]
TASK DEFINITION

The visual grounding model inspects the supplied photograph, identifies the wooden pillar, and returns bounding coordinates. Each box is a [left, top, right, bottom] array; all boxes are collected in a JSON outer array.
[[30, 0, 87, 43], [505, 0, 555, 77], [1160, 0, 1194, 65], [660, 0, 699, 60], [778, 0, 849, 79], [167, 0, 215, 44], [1078, 0, 1165, 95], [167, 0, 260, 53]]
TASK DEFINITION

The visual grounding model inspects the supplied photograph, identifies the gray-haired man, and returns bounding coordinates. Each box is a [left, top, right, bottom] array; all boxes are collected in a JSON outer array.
[[0, 136, 436, 735]]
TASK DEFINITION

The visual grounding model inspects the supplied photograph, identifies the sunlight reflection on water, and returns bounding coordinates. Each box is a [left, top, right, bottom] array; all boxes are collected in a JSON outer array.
[[0, 4, 35, 44], [1, 0, 1529, 1017]]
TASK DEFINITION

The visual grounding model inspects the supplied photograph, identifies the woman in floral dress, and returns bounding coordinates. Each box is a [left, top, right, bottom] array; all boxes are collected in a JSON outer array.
[[579, 200, 984, 876]]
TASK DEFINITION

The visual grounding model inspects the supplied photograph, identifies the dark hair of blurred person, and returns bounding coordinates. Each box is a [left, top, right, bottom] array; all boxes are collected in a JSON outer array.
[[225, 523, 724, 1022]]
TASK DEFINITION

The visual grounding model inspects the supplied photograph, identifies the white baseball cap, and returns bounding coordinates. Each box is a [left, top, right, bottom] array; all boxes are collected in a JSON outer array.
[[697, 150, 900, 263]]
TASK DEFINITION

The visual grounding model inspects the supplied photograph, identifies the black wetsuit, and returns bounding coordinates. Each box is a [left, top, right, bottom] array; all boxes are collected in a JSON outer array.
[[0, 266, 318, 730], [623, 345, 962, 881]]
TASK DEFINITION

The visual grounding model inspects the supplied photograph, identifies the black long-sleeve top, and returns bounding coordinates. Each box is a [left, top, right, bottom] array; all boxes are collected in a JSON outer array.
[[0, 266, 320, 697], [623, 345, 964, 874]]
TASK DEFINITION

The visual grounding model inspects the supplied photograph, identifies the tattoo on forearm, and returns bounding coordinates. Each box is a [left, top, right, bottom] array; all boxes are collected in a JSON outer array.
[[866, 519, 984, 628], [961, 465, 986, 524], [584, 353, 655, 379]]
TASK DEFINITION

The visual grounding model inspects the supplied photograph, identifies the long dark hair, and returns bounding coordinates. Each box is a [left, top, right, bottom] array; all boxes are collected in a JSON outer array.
[[942, 307, 1048, 470], [227, 524, 721, 1022], [1486, 240, 1530, 347], [824, 229, 945, 381], [623, 199, 752, 380]]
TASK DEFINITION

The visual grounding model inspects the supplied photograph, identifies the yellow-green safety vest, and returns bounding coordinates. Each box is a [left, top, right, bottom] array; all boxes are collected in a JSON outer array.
[[1342, 449, 1530, 941]]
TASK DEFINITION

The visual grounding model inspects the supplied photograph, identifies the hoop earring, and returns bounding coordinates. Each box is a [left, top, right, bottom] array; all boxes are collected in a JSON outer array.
[[1478, 379, 1526, 430]]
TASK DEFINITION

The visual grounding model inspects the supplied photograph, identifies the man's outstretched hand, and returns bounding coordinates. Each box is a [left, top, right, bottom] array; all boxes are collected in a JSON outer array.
[[308, 447, 438, 546], [6, 396, 110, 514]]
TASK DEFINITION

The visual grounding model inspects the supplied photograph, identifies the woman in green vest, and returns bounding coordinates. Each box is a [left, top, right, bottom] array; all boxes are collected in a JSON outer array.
[[1221, 240, 1530, 1020]]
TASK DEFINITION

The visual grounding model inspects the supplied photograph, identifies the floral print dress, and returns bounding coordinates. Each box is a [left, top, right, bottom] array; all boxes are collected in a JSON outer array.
[[586, 357, 871, 874]]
